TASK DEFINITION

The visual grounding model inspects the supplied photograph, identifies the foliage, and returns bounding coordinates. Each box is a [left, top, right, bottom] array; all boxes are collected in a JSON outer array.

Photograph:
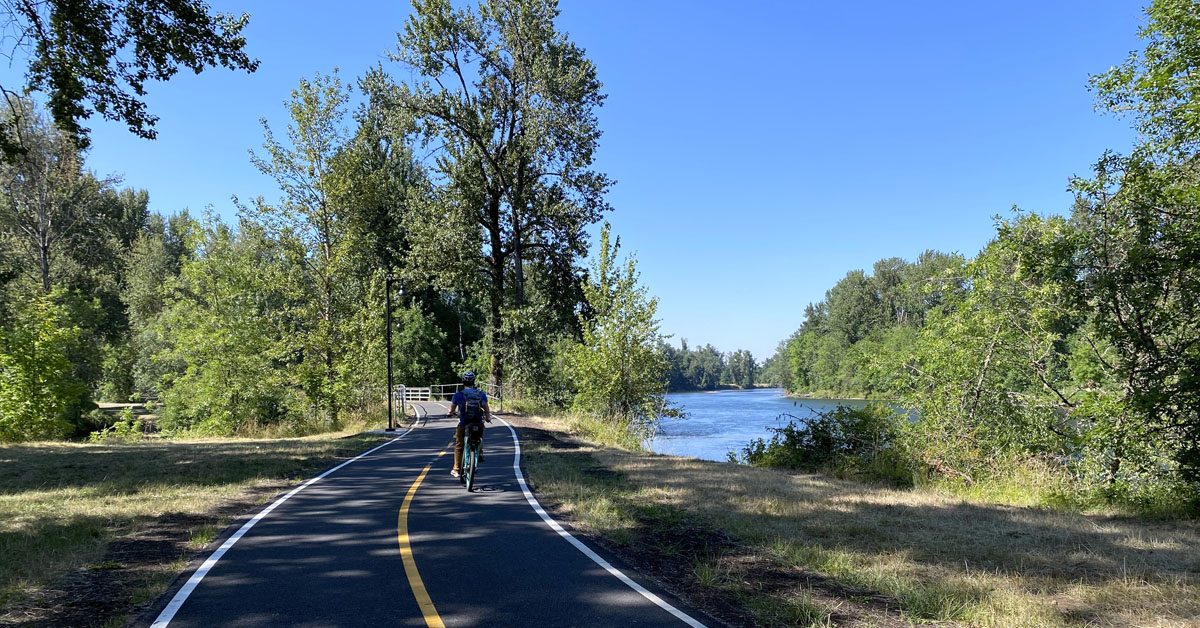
[[1090, 0, 1200, 155], [568, 224, 674, 434], [893, 215, 1081, 478], [777, 251, 965, 397], [724, 349, 756, 388], [757, 345, 790, 388], [154, 219, 305, 435], [391, 0, 610, 389], [663, 340, 725, 391], [2, 0, 258, 156], [735, 405, 911, 485], [0, 293, 88, 440], [88, 407, 143, 442], [1063, 153, 1200, 498], [760, 0, 1200, 510], [0, 100, 109, 293], [122, 212, 190, 400], [242, 71, 356, 421]]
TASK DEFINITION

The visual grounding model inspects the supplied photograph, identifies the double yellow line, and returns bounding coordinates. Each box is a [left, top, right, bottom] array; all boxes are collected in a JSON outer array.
[[396, 445, 453, 628]]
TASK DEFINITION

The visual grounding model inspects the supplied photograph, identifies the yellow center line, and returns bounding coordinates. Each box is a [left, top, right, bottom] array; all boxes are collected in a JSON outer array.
[[397, 447, 451, 628]]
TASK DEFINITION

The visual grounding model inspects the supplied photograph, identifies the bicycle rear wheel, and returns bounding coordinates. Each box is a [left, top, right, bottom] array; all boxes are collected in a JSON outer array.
[[465, 444, 478, 492]]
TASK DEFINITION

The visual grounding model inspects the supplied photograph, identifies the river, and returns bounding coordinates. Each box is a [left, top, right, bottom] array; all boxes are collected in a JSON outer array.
[[646, 388, 872, 462]]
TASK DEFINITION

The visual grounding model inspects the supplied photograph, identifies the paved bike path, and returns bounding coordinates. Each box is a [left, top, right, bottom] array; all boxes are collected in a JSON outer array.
[[150, 403, 710, 627]]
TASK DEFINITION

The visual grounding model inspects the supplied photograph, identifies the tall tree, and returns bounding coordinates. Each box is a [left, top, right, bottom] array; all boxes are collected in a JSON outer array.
[[0, 100, 113, 293], [1065, 154, 1200, 487], [390, 0, 611, 388], [243, 72, 355, 421], [1081, 0, 1200, 490]]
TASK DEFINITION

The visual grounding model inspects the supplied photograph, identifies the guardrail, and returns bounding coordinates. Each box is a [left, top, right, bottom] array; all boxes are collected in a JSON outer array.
[[392, 382, 504, 415], [425, 381, 503, 413], [395, 386, 432, 402]]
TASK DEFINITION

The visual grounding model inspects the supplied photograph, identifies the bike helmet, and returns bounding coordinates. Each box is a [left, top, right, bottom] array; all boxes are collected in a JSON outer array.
[[461, 371, 477, 385]]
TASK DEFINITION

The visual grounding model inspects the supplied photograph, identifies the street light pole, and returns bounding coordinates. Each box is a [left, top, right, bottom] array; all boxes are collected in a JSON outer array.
[[385, 275, 395, 432]]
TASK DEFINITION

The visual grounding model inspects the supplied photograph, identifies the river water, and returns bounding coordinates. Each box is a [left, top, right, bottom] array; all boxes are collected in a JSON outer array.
[[646, 388, 871, 462]]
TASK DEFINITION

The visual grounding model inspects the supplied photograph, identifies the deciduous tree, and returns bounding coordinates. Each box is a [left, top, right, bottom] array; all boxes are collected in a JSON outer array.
[[389, 0, 610, 389]]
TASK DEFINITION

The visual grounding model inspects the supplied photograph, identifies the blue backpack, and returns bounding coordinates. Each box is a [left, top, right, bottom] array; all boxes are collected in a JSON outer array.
[[461, 388, 485, 423]]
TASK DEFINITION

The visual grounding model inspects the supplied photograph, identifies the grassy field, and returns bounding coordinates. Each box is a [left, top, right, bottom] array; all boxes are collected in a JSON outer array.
[[0, 430, 390, 627], [517, 414, 1200, 628]]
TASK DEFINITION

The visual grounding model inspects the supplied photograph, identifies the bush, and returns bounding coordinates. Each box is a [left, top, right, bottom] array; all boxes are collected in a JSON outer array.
[[734, 405, 913, 485], [0, 294, 91, 441], [89, 408, 144, 442]]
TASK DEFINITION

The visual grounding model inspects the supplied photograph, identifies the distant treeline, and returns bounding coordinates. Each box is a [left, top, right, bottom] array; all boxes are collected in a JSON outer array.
[[770, 251, 964, 398], [661, 341, 774, 392]]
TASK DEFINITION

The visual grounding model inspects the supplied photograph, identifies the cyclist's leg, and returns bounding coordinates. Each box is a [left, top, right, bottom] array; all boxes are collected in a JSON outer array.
[[452, 423, 465, 474]]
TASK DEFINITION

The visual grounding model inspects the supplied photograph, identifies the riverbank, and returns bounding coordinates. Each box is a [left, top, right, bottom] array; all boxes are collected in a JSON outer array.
[[783, 391, 898, 402], [513, 412, 1200, 627]]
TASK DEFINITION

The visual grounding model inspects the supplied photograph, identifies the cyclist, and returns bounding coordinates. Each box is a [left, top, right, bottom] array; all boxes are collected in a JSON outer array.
[[447, 371, 491, 478]]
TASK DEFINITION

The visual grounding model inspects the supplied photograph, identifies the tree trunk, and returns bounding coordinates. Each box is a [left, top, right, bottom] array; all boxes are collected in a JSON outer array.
[[456, 304, 465, 362], [967, 325, 1002, 425], [486, 193, 506, 390], [324, 274, 338, 422], [39, 239, 51, 293], [489, 286, 504, 390], [513, 237, 525, 307]]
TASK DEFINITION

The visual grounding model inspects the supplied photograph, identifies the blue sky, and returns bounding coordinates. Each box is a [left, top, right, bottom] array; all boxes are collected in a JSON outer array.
[[3, 1, 1146, 359]]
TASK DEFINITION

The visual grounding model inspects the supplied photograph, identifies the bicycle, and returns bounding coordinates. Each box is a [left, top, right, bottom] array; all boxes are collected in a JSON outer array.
[[460, 422, 485, 492]]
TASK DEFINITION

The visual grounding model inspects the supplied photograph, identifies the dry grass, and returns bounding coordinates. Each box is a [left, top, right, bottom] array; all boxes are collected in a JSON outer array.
[[520, 414, 1200, 628], [0, 430, 389, 620]]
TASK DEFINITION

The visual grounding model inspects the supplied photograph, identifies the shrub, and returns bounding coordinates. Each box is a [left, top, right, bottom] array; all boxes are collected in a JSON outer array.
[[734, 405, 913, 485], [0, 295, 90, 441], [89, 408, 144, 442]]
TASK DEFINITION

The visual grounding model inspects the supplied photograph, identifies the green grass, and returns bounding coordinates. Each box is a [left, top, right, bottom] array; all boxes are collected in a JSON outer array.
[[518, 414, 1200, 628], [0, 432, 389, 618]]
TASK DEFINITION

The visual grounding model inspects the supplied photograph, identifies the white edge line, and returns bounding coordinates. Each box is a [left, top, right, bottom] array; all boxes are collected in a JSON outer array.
[[497, 417, 708, 628], [150, 425, 415, 628]]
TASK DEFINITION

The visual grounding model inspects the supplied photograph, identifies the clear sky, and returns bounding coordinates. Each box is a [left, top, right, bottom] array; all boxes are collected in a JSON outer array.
[[2, 1, 1147, 360]]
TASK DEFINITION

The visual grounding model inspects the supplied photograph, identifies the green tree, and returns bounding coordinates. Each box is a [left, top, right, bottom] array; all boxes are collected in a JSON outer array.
[[897, 215, 1082, 478], [1073, 0, 1200, 496], [725, 349, 756, 388], [392, 0, 611, 390], [825, 269, 883, 345], [243, 72, 357, 422], [0, 100, 112, 293], [123, 212, 190, 399], [155, 218, 307, 434], [759, 340, 792, 389], [0, 292, 88, 440], [569, 224, 671, 433], [1065, 155, 1200, 491]]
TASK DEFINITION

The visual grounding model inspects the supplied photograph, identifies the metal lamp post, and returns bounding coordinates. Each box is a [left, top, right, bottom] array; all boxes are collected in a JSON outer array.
[[385, 276, 404, 432]]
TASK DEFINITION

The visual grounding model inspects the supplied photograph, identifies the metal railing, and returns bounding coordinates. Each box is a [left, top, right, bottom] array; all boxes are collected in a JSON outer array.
[[391, 382, 503, 413], [425, 382, 503, 412], [395, 386, 432, 402]]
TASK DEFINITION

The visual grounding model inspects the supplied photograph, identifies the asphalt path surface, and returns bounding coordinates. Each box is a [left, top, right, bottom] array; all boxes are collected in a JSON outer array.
[[147, 403, 711, 628]]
